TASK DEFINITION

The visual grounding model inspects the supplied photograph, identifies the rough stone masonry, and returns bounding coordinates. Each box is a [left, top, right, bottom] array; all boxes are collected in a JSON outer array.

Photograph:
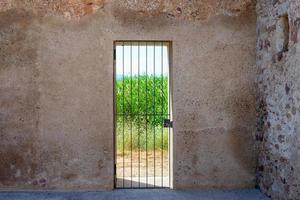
[[0, 0, 299, 200], [256, 0, 300, 199]]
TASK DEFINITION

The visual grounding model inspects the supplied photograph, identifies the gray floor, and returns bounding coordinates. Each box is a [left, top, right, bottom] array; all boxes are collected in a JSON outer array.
[[0, 189, 270, 200]]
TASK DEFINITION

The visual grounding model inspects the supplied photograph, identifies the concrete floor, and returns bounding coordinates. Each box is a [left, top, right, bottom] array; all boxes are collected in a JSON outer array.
[[0, 189, 269, 200]]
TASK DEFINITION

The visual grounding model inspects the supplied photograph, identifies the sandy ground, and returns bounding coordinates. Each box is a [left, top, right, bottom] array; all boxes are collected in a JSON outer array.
[[116, 150, 169, 188]]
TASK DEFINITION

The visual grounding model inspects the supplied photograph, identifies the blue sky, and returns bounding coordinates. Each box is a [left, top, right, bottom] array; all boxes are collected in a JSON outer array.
[[115, 42, 169, 79]]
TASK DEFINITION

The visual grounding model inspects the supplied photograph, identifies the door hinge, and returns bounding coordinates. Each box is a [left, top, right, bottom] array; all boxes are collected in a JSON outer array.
[[113, 48, 116, 60], [164, 119, 173, 128]]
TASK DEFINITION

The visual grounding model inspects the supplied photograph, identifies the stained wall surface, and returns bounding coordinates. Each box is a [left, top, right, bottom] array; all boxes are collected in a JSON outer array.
[[0, 1, 257, 190], [256, 1, 300, 199]]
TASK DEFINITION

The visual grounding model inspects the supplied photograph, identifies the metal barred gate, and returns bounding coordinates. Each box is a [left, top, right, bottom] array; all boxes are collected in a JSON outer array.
[[114, 41, 172, 188]]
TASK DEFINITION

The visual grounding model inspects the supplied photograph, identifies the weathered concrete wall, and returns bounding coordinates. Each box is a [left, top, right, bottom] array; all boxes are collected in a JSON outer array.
[[0, 1, 257, 190], [256, 0, 300, 199]]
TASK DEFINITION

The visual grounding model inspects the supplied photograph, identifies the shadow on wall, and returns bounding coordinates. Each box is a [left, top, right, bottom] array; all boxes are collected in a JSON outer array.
[[0, 9, 40, 187], [225, 86, 258, 176]]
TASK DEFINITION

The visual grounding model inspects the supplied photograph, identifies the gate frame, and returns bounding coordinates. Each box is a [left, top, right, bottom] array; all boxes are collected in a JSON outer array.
[[113, 40, 173, 189]]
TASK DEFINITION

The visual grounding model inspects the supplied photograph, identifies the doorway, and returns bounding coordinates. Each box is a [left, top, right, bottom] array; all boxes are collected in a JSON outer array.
[[114, 41, 172, 188]]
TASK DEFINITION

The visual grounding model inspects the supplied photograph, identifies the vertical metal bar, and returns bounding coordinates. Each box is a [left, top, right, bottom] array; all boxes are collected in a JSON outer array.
[[122, 42, 125, 188], [113, 43, 116, 188], [130, 42, 133, 188], [161, 42, 163, 187], [168, 42, 171, 188], [145, 42, 148, 188], [138, 42, 140, 188], [153, 42, 156, 187]]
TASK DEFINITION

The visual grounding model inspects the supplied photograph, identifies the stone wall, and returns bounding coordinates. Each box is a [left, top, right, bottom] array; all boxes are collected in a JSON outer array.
[[0, 1, 257, 190], [256, 0, 300, 199]]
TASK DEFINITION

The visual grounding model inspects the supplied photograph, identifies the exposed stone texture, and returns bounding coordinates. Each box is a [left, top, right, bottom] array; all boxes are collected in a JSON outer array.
[[0, 0, 105, 19], [0, 0, 255, 20], [113, 0, 256, 20], [256, 0, 300, 199], [0, 1, 257, 190]]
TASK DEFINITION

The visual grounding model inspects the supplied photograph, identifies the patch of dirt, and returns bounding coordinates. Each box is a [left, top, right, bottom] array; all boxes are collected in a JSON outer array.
[[116, 150, 169, 178]]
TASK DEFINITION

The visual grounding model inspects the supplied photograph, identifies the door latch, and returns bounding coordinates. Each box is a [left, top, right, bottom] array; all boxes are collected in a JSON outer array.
[[164, 119, 173, 128]]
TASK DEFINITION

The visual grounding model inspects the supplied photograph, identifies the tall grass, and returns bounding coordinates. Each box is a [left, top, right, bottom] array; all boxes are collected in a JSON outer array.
[[116, 122, 168, 152], [116, 75, 169, 151]]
